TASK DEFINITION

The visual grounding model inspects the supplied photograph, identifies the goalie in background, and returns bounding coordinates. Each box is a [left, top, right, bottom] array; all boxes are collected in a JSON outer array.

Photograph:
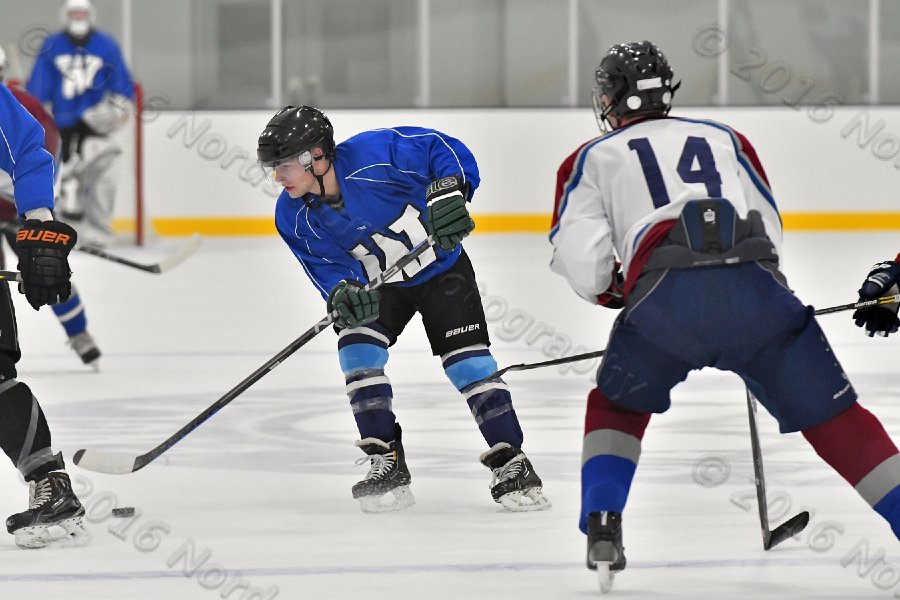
[[26, 0, 135, 248], [0, 82, 89, 549], [257, 106, 550, 514], [550, 40, 900, 589], [0, 48, 101, 369]]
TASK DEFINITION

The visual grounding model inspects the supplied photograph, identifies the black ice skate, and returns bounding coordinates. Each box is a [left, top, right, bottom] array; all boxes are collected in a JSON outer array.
[[479, 443, 550, 512], [586, 511, 626, 594], [69, 331, 101, 370], [6, 471, 90, 549], [352, 424, 414, 513]]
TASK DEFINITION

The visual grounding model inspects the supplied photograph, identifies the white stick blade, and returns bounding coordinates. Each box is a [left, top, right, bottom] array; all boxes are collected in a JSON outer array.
[[156, 233, 202, 273], [72, 449, 138, 474]]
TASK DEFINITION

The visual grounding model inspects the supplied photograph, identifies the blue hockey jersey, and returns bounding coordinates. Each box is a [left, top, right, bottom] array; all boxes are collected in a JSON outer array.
[[26, 29, 134, 129], [275, 126, 480, 299], [0, 86, 55, 214]]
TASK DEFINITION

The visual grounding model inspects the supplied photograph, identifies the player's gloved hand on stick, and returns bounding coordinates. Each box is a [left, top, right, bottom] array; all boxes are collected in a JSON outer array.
[[597, 261, 625, 309], [425, 175, 475, 252], [327, 280, 380, 329], [853, 259, 900, 337], [15, 219, 78, 310]]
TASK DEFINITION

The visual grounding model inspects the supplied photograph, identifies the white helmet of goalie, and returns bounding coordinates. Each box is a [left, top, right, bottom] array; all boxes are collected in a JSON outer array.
[[61, 0, 95, 37]]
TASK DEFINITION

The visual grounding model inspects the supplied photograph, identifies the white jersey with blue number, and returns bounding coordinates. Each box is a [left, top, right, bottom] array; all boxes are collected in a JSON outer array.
[[550, 116, 782, 303]]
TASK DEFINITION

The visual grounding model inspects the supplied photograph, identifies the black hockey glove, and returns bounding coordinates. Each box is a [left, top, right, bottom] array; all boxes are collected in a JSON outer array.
[[853, 259, 900, 337], [425, 175, 475, 252], [597, 262, 625, 310], [327, 280, 380, 329], [15, 219, 77, 311]]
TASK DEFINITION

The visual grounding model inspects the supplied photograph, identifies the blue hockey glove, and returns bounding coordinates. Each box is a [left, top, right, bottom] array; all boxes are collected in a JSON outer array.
[[425, 175, 475, 252], [327, 280, 380, 329], [853, 259, 900, 337]]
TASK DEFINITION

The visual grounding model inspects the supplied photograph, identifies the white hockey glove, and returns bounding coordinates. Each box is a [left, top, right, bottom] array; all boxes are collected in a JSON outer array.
[[81, 94, 132, 135]]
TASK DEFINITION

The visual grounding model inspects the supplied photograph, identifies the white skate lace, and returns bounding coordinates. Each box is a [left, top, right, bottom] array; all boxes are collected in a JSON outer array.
[[30, 479, 52, 509], [355, 452, 396, 480], [491, 456, 523, 487]]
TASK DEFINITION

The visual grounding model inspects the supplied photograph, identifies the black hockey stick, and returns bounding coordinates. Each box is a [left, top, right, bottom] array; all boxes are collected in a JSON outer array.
[[490, 348, 606, 379], [72, 237, 437, 474], [813, 293, 900, 316], [745, 388, 810, 550], [77, 233, 202, 274], [0, 270, 22, 283]]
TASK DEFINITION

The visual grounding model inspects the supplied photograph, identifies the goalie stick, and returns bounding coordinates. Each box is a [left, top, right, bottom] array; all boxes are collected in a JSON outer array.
[[77, 233, 202, 274], [745, 387, 810, 550], [72, 236, 437, 474]]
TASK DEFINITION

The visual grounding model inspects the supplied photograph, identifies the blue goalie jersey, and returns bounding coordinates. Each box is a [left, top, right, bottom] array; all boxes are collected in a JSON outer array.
[[275, 126, 480, 299], [26, 30, 134, 129]]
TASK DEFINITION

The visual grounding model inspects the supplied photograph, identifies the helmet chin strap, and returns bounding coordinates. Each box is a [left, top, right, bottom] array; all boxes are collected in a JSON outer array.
[[311, 156, 333, 198]]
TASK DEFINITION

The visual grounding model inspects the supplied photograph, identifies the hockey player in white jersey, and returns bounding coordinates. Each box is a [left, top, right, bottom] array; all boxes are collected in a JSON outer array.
[[550, 41, 900, 592]]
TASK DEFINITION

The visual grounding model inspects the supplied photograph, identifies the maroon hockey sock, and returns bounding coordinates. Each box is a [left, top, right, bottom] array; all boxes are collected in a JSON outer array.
[[802, 402, 900, 537], [802, 402, 898, 488]]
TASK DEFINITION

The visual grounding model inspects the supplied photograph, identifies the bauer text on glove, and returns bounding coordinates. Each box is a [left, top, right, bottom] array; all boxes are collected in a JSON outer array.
[[15, 219, 78, 310]]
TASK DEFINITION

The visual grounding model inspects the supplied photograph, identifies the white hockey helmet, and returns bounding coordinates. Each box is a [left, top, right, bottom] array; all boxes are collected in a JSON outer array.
[[61, 0, 95, 36]]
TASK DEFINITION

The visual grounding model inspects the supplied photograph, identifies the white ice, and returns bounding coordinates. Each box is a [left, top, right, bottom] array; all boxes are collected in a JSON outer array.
[[0, 231, 898, 599]]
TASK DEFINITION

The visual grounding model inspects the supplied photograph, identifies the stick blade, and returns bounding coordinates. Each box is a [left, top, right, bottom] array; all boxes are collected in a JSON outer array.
[[764, 511, 810, 550], [72, 448, 140, 474], [155, 233, 202, 273]]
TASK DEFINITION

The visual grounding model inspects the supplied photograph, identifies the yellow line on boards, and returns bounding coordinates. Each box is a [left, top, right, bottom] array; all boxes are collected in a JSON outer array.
[[111, 212, 900, 237]]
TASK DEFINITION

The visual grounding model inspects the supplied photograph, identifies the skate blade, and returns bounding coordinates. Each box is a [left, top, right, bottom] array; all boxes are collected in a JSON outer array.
[[498, 488, 552, 512], [596, 563, 615, 594], [358, 486, 415, 513], [13, 517, 91, 549]]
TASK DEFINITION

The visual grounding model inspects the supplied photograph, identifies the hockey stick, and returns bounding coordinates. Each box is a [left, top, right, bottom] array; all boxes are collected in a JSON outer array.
[[486, 293, 899, 380], [77, 232, 202, 274], [490, 348, 606, 379], [813, 293, 900, 316], [0, 270, 22, 283], [72, 237, 437, 474], [745, 387, 810, 550]]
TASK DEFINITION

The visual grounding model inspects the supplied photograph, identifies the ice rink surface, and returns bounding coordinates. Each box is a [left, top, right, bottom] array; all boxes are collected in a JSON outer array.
[[0, 231, 897, 599]]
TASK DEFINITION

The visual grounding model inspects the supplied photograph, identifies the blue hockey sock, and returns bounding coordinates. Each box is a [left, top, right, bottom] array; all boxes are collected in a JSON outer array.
[[51, 289, 86, 337]]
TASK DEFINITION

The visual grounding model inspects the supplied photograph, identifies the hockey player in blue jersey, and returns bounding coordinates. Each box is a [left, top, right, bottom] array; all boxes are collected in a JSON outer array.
[[26, 0, 134, 246], [257, 105, 550, 513], [0, 84, 88, 548], [0, 47, 101, 368], [853, 252, 900, 337], [550, 41, 900, 591]]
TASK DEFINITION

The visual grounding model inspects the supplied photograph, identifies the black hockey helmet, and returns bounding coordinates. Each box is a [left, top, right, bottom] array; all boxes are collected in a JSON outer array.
[[257, 105, 335, 167], [593, 41, 679, 130]]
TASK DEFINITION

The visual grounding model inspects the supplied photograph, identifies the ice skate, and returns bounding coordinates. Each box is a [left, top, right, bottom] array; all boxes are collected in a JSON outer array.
[[69, 330, 101, 370], [352, 424, 415, 513], [6, 471, 90, 549], [586, 511, 626, 594], [479, 443, 550, 512]]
